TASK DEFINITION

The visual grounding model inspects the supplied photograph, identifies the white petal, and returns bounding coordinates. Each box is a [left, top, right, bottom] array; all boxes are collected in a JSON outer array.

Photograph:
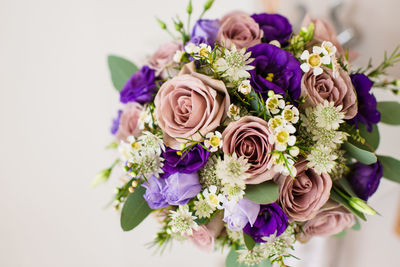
[[300, 50, 309, 60], [276, 143, 287, 151], [288, 136, 296, 146], [321, 55, 331, 65], [313, 67, 323, 76], [300, 63, 310, 73], [313, 46, 323, 54]]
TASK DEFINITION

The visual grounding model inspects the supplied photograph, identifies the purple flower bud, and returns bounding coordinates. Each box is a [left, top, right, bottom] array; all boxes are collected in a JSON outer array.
[[348, 161, 383, 201], [120, 65, 157, 104], [191, 19, 219, 46]]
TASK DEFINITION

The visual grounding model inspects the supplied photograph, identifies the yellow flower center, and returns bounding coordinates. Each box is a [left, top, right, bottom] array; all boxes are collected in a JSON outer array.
[[276, 130, 289, 144], [210, 136, 220, 147], [208, 195, 219, 206], [266, 73, 274, 82], [283, 109, 295, 121], [324, 45, 333, 54], [267, 97, 279, 110], [199, 47, 209, 57], [131, 142, 141, 150], [269, 117, 283, 130], [308, 54, 321, 67]]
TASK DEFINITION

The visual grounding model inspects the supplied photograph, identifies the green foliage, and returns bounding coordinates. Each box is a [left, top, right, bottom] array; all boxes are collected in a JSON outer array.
[[358, 123, 380, 151], [377, 101, 400, 125], [342, 142, 377, 165], [225, 247, 272, 267], [352, 219, 361, 231], [121, 186, 153, 231], [377, 155, 400, 183], [366, 45, 400, 78], [245, 181, 279, 204], [330, 186, 367, 221], [92, 159, 120, 187], [286, 22, 314, 57], [107, 55, 138, 91], [243, 233, 256, 251]]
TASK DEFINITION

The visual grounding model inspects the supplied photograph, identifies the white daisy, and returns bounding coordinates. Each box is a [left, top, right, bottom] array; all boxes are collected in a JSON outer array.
[[321, 41, 337, 57], [204, 131, 223, 152], [282, 105, 299, 124], [273, 125, 296, 151], [300, 46, 331, 76]]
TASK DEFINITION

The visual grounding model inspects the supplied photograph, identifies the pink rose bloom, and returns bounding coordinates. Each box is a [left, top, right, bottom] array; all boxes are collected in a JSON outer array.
[[116, 102, 143, 141], [222, 116, 277, 184], [190, 213, 224, 252], [154, 63, 230, 149], [297, 206, 355, 242], [217, 11, 263, 49], [148, 41, 182, 79], [301, 66, 358, 119], [275, 158, 332, 221]]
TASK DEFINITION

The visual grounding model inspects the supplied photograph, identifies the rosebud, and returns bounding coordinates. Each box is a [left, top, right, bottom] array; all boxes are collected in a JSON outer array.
[[349, 197, 376, 215]]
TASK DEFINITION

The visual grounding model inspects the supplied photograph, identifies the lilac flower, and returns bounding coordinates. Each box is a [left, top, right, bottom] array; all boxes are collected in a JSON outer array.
[[142, 175, 169, 209], [348, 73, 381, 132], [251, 13, 292, 46], [164, 172, 202, 206], [162, 144, 210, 177], [248, 43, 302, 101], [110, 110, 122, 135], [191, 19, 219, 46], [223, 198, 260, 231], [348, 161, 383, 201], [120, 65, 157, 104], [243, 203, 289, 243]]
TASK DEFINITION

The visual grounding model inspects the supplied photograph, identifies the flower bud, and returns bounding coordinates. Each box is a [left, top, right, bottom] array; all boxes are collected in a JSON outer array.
[[91, 168, 112, 187], [349, 197, 376, 215], [156, 18, 167, 30], [187, 0, 193, 15], [203, 0, 214, 11]]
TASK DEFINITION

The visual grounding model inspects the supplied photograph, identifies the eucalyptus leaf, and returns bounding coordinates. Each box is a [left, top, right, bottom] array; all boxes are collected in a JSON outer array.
[[358, 123, 380, 151], [333, 229, 347, 238], [342, 142, 377, 165], [352, 219, 361, 231], [245, 181, 279, 204], [243, 233, 256, 251], [121, 186, 152, 231], [377, 101, 400, 125], [377, 155, 400, 183], [226, 247, 272, 267], [108, 55, 139, 92]]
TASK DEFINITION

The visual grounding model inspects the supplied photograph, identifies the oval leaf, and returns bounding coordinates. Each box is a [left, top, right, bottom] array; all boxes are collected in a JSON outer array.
[[342, 142, 377, 165], [243, 233, 256, 251], [121, 186, 152, 231], [377, 101, 400, 125], [226, 247, 272, 267], [358, 123, 380, 151], [108, 55, 139, 92], [377, 155, 400, 183], [245, 181, 279, 204]]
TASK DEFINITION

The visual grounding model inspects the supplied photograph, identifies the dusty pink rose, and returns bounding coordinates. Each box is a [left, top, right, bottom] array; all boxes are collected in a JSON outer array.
[[222, 116, 276, 184], [301, 66, 358, 119], [297, 205, 355, 242], [190, 213, 224, 252], [154, 63, 230, 149], [116, 102, 143, 141], [217, 11, 263, 49], [275, 158, 332, 221], [148, 41, 182, 78]]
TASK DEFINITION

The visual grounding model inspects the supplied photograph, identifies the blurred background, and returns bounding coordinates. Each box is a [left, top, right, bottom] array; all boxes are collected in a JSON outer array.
[[0, 0, 399, 266]]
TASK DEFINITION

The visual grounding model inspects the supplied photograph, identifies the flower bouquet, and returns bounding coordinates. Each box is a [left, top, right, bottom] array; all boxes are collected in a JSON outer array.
[[94, 1, 400, 266]]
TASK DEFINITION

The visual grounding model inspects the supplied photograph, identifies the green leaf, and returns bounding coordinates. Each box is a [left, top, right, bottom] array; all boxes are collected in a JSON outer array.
[[352, 219, 361, 231], [377, 155, 400, 183], [243, 233, 256, 251], [333, 229, 347, 238], [330, 189, 366, 221], [377, 101, 400, 125], [358, 123, 380, 151], [336, 178, 357, 198], [107, 55, 138, 92], [245, 181, 279, 204], [120, 186, 152, 231], [226, 247, 272, 267], [342, 142, 377, 165]]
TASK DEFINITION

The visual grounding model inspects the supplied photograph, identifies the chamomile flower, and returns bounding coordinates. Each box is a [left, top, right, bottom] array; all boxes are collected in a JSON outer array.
[[238, 80, 252, 95], [204, 131, 223, 152], [198, 43, 212, 57], [216, 44, 254, 81], [266, 91, 285, 114], [321, 41, 337, 57], [273, 125, 296, 151], [314, 100, 345, 130], [300, 46, 331, 76], [169, 205, 198, 236], [282, 105, 299, 124], [184, 42, 199, 54], [216, 153, 251, 186], [228, 104, 241, 120], [306, 146, 337, 174], [173, 50, 184, 63], [203, 185, 225, 209], [193, 195, 214, 219]]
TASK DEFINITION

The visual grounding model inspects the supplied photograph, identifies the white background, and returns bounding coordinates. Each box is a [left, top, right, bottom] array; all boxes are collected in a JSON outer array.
[[0, 0, 399, 266]]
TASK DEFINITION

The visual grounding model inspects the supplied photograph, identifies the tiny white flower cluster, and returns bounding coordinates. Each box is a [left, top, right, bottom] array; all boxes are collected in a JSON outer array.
[[265, 91, 300, 177], [118, 132, 165, 178], [216, 153, 251, 201], [193, 185, 224, 219], [300, 41, 337, 76], [169, 205, 198, 236], [301, 100, 348, 174]]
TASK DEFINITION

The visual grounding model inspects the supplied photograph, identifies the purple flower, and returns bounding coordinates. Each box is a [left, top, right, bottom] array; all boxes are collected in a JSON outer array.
[[251, 13, 292, 46], [191, 19, 219, 46], [120, 65, 157, 104], [110, 110, 122, 135], [164, 172, 202, 206], [348, 73, 381, 132], [162, 144, 209, 177], [243, 203, 289, 243], [348, 161, 383, 201], [248, 43, 302, 101], [223, 198, 260, 231], [142, 175, 169, 209]]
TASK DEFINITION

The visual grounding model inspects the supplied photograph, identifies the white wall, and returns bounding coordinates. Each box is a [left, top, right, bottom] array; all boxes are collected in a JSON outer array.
[[0, 1, 399, 267]]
